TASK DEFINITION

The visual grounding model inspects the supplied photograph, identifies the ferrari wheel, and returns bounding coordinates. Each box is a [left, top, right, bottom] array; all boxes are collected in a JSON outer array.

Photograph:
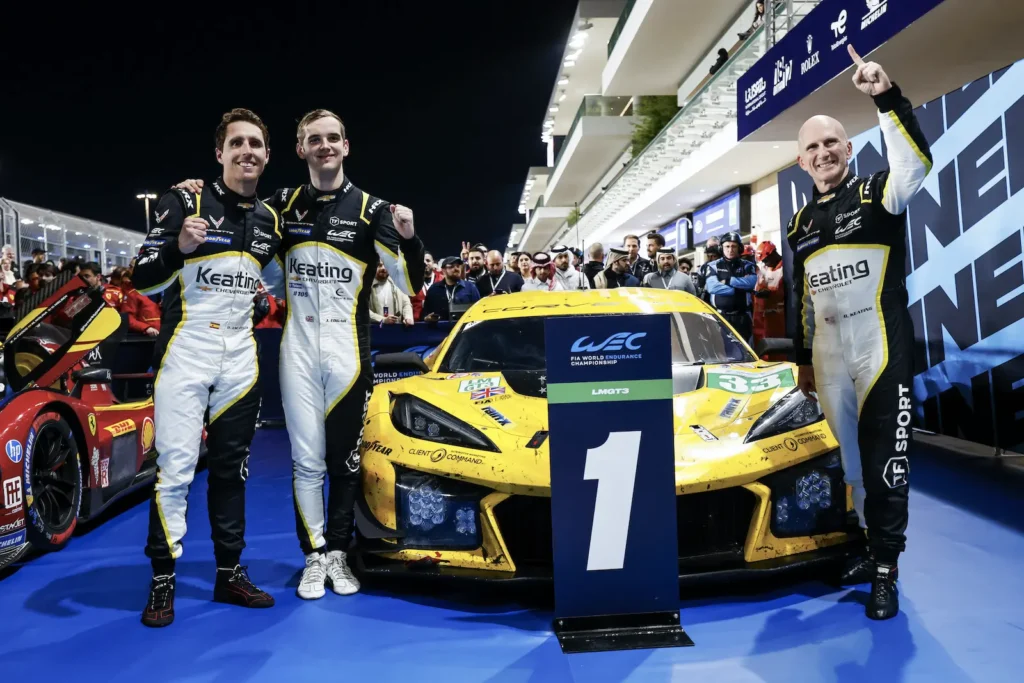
[[23, 412, 82, 551]]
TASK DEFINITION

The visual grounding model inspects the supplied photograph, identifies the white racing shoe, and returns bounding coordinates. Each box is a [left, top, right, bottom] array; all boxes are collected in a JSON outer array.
[[325, 550, 361, 595], [297, 552, 327, 600]]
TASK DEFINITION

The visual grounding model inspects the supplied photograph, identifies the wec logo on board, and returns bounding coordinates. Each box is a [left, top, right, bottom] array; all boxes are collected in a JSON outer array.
[[571, 332, 646, 353]]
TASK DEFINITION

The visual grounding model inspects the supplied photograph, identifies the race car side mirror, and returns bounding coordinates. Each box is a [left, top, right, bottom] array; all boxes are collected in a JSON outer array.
[[755, 337, 794, 358], [374, 352, 430, 375]]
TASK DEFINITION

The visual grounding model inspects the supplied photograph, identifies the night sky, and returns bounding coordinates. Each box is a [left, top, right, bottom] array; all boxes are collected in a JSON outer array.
[[1, 1, 577, 258]]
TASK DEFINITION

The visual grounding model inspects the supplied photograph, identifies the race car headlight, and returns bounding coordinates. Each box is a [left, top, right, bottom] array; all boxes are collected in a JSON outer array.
[[762, 451, 847, 538], [395, 466, 485, 550], [391, 394, 498, 452], [744, 389, 824, 443]]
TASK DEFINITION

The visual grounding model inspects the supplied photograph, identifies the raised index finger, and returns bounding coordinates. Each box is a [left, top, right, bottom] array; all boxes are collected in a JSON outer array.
[[847, 43, 866, 67]]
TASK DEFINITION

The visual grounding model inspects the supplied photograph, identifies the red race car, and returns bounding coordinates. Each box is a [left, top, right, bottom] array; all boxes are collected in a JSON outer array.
[[0, 271, 162, 570]]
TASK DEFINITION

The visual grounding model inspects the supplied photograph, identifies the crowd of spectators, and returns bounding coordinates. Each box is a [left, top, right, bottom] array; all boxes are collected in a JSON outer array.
[[2, 223, 786, 351]]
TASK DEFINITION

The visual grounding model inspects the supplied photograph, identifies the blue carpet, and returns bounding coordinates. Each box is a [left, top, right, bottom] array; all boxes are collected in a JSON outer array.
[[0, 429, 1021, 682]]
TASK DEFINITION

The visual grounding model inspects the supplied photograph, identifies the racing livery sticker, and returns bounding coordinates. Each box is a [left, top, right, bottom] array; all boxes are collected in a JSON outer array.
[[105, 419, 137, 436], [100, 459, 110, 488], [458, 377, 500, 393], [691, 425, 718, 441], [0, 530, 26, 550], [720, 397, 742, 419], [142, 417, 155, 452], [5, 440, 22, 464], [470, 386, 505, 401], [706, 368, 795, 394], [88, 413, 97, 436], [481, 406, 512, 427], [3, 477, 22, 509]]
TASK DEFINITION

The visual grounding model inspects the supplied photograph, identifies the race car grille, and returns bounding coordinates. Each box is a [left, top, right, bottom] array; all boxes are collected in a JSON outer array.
[[492, 496, 553, 569], [493, 488, 756, 573], [675, 488, 755, 569]]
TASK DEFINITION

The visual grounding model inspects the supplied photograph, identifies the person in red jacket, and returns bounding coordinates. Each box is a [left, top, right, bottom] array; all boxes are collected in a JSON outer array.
[[411, 251, 443, 321], [120, 272, 162, 337], [752, 241, 786, 356]]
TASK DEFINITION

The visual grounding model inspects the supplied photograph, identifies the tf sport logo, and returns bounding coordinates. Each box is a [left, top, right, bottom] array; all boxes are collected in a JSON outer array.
[[569, 332, 645, 367]]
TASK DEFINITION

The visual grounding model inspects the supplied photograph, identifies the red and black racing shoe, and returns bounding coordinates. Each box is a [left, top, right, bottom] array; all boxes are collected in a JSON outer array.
[[141, 574, 176, 628], [213, 565, 275, 608]]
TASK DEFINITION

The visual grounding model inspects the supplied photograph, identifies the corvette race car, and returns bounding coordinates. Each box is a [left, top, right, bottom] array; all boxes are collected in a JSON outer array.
[[354, 288, 857, 583], [0, 272, 160, 571]]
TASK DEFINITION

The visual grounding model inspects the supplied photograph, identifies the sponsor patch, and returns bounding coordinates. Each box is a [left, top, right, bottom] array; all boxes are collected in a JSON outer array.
[[100, 459, 110, 488], [447, 373, 483, 379], [459, 377, 500, 393], [105, 419, 136, 437], [408, 447, 484, 466], [5, 440, 22, 464], [3, 477, 22, 509], [91, 447, 100, 485], [205, 235, 232, 245], [481, 406, 512, 426], [0, 530, 26, 551], [142, 417, 155, 452], [720, 398, 742, 419], [87, 413, 97, 436], [690, 425, 717, 442], [288, 226, 313, 236]]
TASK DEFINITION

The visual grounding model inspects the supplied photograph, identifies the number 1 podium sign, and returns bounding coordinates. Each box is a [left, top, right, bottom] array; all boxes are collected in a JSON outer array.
[[544, 314, 693, 654]]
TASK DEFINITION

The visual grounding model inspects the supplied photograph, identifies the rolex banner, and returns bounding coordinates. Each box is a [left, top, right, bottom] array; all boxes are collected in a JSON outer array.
[[777, 60, 1024, 451]]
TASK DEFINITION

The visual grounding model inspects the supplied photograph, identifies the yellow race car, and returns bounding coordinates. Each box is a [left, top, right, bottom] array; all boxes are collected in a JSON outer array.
[[354, 288, 857, 583]]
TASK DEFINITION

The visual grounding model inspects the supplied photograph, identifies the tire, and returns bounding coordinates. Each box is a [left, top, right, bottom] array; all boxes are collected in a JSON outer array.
[[22, 411, 82, 551]]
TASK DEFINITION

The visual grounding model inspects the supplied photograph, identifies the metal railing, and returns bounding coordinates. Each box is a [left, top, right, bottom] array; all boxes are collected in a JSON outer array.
[[553, 95, 634, 170], [607, 0, 638, 57], [767, 0, 821, 47], [574, 21, 772, 242]]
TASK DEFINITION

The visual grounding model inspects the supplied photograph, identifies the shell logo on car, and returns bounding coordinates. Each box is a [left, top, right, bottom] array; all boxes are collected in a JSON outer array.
[[142, 418, 155, 452]]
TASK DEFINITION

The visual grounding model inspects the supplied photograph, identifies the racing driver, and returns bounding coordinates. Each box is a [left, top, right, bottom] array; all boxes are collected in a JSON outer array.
[[788, 45, 932, 620], [134, 109, 285, 627], [176, 109, 424, 600]]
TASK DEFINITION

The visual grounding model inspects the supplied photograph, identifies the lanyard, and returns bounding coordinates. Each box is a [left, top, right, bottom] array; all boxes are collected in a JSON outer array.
[[660, 274, 673, 289], [489, 271, 505, 291], [445, 284, 457, 304]]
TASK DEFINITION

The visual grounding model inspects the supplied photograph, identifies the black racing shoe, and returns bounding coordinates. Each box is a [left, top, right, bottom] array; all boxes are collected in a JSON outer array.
[[867, 563, 899, 620], [213, 565, 275, 608], [142, 574, 176, 627], [839, 552, 875, 585]]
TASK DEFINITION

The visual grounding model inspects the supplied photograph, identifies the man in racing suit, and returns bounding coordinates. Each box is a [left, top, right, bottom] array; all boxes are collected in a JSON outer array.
[[134, 109, 285, 627], [787, 46, 932, 620]]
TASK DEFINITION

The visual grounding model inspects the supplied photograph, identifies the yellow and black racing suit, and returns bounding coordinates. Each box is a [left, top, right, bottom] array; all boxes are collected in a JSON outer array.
[[133, 179, 284, 573], [266, 179, 424, 555], [787, 84, 932, 564]]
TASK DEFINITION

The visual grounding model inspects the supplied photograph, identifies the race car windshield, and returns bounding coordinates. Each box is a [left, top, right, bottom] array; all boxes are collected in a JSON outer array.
[[439, 312, 753, 373]]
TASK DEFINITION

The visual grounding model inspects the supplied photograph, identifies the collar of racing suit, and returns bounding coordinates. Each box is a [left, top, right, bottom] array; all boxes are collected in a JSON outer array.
[[209, 177, 259, 212], [812, 171, 860, 204], [302, 176, 354, 204]]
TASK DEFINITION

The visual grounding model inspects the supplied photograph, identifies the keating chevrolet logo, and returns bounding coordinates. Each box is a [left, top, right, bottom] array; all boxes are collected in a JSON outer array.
[[807, 260, 871, 289], [288, 258, 354, 282], [195, 267, 259, 292]]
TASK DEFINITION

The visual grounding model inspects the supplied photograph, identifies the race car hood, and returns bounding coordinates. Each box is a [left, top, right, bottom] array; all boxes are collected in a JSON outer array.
[[385, 361, 807, 444], [371, 360, 830, 493]]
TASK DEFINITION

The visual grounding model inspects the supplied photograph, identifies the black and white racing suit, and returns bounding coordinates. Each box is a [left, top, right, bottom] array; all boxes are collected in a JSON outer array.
[[268, 180, 425, 555], [134, 179, 284, 572], [787, 85, 932, 564]]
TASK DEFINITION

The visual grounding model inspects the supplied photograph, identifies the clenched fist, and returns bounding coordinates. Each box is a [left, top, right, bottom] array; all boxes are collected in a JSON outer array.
[[390, 204, 415, 239], [179, 217, 209, 254]]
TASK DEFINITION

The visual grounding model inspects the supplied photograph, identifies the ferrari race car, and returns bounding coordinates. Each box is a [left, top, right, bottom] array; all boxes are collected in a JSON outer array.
[[355, 288, 857, 582], [0, 272, 160, 571]]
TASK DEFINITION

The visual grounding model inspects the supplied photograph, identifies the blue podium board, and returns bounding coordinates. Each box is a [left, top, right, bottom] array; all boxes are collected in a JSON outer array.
[[545, 314, 692, 653]]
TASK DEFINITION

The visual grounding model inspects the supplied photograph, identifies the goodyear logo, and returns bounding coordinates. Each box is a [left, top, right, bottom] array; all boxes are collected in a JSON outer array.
[[105, 419, 137, 437]]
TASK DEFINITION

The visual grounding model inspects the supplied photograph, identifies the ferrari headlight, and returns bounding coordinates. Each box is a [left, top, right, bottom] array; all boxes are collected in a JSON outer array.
[[744, 389, 823, 443], [395, 466, 485, 549], [762, 451, 847, 538], [391, 394, 498, 452]]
